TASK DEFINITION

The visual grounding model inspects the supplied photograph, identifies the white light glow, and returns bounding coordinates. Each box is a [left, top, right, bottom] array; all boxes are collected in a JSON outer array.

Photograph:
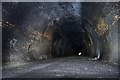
[[78, 52, 82, 56]]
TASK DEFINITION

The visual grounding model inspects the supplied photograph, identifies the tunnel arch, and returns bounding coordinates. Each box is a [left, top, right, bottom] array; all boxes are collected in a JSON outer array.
[[45, 14, 101, 60]]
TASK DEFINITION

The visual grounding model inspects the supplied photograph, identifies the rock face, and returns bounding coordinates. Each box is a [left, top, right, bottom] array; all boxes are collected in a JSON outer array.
[[2, 2, 82, 64], [2, 2, 119, 65], [81, 2, 119, 63]]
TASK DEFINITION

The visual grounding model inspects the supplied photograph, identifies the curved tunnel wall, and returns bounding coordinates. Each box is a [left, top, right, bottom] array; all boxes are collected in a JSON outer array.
[[2, 2, 119, 65], [81, 2, 119, 63]]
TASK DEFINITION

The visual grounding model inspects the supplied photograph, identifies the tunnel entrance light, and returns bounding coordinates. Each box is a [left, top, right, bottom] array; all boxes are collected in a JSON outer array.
[[78, 52, 82, 56]]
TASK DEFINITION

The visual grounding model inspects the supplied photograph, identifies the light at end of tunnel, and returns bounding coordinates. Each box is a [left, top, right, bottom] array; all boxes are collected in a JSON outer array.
[[78, 52, 82, 56]]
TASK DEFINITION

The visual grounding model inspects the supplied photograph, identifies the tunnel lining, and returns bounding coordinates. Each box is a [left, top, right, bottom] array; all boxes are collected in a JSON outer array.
[[47, 15, 101, 59]]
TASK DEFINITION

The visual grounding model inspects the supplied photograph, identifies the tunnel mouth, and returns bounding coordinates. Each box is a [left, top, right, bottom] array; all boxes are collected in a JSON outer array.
[[1, 2, 104, 65], [2, 3, 118, 78], [50, 14, 100, 59]]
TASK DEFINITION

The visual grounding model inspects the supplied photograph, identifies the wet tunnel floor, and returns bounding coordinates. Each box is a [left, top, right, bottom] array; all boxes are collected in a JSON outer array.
[[2, 56, 118, 78]]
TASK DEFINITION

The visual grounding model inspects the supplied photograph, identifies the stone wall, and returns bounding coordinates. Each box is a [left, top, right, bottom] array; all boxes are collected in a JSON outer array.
[[81, 2, 119, 63]]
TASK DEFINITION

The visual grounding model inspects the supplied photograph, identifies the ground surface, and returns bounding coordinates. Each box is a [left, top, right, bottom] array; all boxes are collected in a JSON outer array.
[[2, 56, 118, 78]]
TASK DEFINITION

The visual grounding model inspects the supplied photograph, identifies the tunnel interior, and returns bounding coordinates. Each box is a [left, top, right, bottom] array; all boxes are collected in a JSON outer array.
[[2, 2, 119, 66], [50, 15, 100, 59]]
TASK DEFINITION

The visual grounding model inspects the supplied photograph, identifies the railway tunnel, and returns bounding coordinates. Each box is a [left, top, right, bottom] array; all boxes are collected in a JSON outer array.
[[2, 2, 119, 78]]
